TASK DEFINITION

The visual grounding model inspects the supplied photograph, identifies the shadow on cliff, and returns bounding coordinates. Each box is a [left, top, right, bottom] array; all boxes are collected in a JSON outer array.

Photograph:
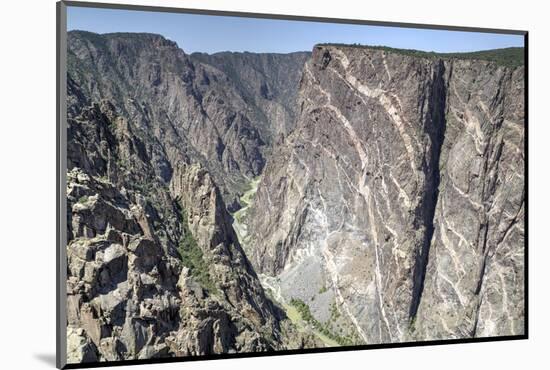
[[409, 60, 449, 319]]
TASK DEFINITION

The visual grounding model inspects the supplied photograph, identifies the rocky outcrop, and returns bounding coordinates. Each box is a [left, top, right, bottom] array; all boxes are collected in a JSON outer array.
[[246, 45, 524, 344], [65, 98, 309, 363], [66, 167, 182, 362]]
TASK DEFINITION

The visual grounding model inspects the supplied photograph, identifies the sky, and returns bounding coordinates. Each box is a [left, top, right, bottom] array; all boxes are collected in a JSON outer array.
[[67, 6, 524, 55]]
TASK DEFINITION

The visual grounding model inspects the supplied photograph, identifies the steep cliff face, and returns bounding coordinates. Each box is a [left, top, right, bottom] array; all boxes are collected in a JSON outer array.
[[65, 31, 317, 363], [191, 51, 310, 144], [414, 58, 525, 339], [246, 45, 524, 344], [68, 31, 307, 207], [65, 98, 296, 362]]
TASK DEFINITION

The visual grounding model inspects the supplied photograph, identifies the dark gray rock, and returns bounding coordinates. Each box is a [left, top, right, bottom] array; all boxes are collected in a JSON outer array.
[[68, 31, 307, 203], [191, 51, 310, 144], [247, 45, 525, 344], [414, 59, 525, 339], [66, 32, 314, 362]]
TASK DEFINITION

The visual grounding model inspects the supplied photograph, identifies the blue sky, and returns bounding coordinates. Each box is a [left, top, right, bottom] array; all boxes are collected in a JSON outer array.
[[67, 6, 524, 54]]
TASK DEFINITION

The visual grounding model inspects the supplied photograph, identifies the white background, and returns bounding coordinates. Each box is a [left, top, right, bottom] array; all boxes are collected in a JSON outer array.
[[0, 0, 546, 368]]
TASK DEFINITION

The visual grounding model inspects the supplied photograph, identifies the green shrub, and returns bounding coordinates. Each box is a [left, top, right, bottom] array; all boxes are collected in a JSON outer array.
[[329, 302, 341, 320], [289, 298, 357, 346], [178, 209, 218, 294], [97, 175, 110, 183], [77, 195, 89, 204], [290, 298, 315, 323], [409, 316, 417, 333]]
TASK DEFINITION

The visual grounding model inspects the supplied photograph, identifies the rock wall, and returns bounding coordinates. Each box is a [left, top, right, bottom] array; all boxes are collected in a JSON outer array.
[[68, 31, 307, 207], [414, 57, 525, 339], [191, 51, 310, 145], [65, 98, 305, 363], [247, 45, 525, 344]]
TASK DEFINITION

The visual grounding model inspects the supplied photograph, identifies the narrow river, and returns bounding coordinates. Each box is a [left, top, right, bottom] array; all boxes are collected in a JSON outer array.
[[231, 176, 261, 248]]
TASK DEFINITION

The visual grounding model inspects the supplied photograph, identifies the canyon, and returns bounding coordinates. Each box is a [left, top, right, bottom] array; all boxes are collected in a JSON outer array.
[[65, 31, 525, 363]]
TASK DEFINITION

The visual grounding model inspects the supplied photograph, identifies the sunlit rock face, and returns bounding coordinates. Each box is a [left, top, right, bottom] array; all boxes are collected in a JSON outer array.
[[68, 31, 309, 207], [415, 57, 525, 340], [247, 45, 525, 344]]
